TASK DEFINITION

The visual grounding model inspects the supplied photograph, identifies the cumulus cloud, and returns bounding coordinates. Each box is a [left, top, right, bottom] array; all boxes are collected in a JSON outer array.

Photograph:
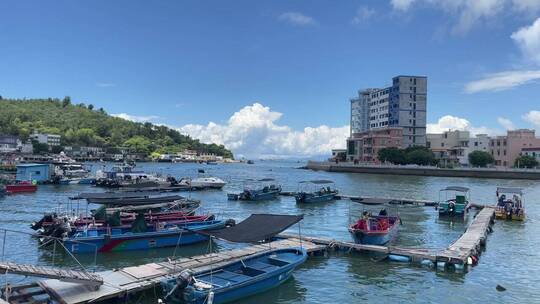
[[511, 18, 540, 65], [111, 113, 159, 122], [427, 115, 497, 135], [278, 12, 316, 26], [391, 0, 416, 11], [497, 117, 515, 130], [523, 110, 540, 128], [179, 103, 348, 158], [352, 6, 376, 24], [464, 70, 540, 93]]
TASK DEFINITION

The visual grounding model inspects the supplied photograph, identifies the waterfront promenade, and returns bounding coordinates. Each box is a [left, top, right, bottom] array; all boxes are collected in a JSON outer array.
[[306, 161, 540, 180]]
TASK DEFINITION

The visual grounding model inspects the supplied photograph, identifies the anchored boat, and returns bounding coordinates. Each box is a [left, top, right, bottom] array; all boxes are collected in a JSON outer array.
[[227, 178, 281, 201], [161, 248, 307, 304], [5, 181, 37, 194], [349, 210, 400, 245], [495, 187, 525, 221], [295, 180, 338, 204], [437, 186, 471, 219]]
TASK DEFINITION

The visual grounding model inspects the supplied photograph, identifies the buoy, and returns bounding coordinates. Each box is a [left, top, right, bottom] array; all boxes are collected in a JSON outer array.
[[158, 299, 163, 303], [467, 257, 473, 265], [421, 259, 433, 267], [388, 254, 410, 263], [496, 284, 506, 292], [207, 291, 215, 304]]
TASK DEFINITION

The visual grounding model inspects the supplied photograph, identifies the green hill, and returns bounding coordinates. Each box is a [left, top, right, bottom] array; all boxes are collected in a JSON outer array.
[[0, 97, 233, 158]]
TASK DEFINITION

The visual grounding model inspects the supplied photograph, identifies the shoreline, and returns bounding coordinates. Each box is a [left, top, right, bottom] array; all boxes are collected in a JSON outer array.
[[306, 161, 540, 180]]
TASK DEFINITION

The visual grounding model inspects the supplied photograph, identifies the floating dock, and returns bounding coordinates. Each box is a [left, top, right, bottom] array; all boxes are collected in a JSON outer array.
[[1, 208, 496, 304]]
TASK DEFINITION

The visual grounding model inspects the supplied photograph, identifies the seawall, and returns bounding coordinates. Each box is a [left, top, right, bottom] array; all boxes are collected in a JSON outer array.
[[306, 161, 540, 180]]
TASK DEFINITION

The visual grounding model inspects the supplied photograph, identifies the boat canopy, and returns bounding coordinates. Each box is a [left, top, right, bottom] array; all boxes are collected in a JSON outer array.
[[299, 180, 334, 184], [497, 187, 523, 195], [440, 186, 469, 192], [198, 214, 303, 243]]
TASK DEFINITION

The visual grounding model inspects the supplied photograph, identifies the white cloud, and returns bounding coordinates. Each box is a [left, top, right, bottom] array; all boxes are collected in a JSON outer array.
[[111, 113, 159, 122], [523, 110, 540, 128], [497, 117, 515, 130], [278, 12, 316, 26], [390, 0, 507, 34], [391, 0, 417, 11], [464, 70, 540, 93], [352, 6, 376, 24], [179, 103, 348, 158], [96, 82, 116, 88], [511, 18, 540, 65], [427, 115, 497, 135]]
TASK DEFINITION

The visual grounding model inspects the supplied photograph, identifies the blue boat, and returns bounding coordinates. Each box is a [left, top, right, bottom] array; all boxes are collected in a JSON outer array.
[[228, 179, 281, 201], [437, 186, 471, 219], [295, 180, 338, 204], [349, 214, 400, 245], [161, 248, 307, 304], [63, 219, 226, 253]]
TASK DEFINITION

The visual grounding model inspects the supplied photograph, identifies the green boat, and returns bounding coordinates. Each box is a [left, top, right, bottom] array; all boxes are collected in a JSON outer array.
[[437, 186, 471, 219]]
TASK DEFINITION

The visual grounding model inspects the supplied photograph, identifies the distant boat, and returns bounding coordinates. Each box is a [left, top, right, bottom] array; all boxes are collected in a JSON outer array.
[[437, 186, 471, 219], [228, 178, 281, 201], [54, 163, 96, 185], [247, 160, 254, 164], [187, 177, 227, 189], [0, 187, 5, 197], [349, 212, 400, 245], [295, 180, 338, 204], [5, 181, 37, 194], [161, 248, 307, 304]]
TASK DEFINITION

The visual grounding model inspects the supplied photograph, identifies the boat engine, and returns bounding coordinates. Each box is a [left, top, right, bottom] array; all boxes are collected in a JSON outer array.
[[225, 219, 236, 227], [164, 270, 193, 300], [448, 202, 455, 215]]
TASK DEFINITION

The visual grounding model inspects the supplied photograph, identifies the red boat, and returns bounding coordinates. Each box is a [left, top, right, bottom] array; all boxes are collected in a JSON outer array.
[[6, 181, 37, 194]]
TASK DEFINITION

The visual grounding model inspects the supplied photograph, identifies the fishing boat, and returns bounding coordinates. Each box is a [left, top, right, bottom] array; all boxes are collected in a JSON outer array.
[[54, 163, 96, 185], [227, 179, 281, 201], [160, 214, 306, 304], [63, 219, 227, 253], [95, 163, 169, 188], [74, 192, 184, 205], [437, 186, 471, 219], [178, 176, 227, 190], [495, 187, 525, 221], [349, 210, 400, 245], [161, 248, 307, 304], [5, 181, 37, 194], [295, 180, 338, 204]]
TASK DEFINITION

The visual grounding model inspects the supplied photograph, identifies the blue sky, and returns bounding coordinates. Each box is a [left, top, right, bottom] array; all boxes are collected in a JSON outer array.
[[1, 0, 540, 157]]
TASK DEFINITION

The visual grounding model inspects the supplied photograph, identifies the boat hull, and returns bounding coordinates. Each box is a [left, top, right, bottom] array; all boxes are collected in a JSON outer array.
[[495, 208, 525, 221], [349, 217, 400, 245], [63, 221, 225, 253], [438, 202, 469, 218], [6, 184, 37, 194], [295, 193, 337, 204], [58, 178, 96, 185]]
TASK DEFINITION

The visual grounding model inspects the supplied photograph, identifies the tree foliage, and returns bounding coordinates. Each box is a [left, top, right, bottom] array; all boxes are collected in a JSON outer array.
[[378, 146, 436, 166], [514, 155, 539, 168], [0, 98, 233, 158], [468, 150, 494, 167]]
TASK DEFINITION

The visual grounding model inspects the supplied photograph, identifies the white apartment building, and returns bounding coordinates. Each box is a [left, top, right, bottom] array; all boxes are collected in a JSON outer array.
[[31, 133, 61, 146]]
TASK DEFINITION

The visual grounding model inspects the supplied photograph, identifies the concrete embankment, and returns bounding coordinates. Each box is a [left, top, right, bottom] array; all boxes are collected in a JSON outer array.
[[306, 161, 540, 180]]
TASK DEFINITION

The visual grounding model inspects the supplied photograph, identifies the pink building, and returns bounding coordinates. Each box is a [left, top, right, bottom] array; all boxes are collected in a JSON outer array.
[[346, 127, 403, 163], [490, 129, 540, 167]]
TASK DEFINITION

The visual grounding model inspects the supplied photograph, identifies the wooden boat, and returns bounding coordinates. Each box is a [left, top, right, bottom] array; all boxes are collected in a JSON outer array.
[[228, 179, 281, 201], [160, 248, 307, 304], [349, 213, 400, 245], [495, 187, 525, 221], [295, 180, 338, 204], [5, 181, 37, 194], [87, 195, 183, 205], [437, 186, 471, 219], [63, 219, 227, 253]]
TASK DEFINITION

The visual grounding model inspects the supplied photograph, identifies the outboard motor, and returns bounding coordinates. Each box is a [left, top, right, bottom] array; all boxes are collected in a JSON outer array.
[[164, 270, 193, 301], [448, 202, 455, 216]]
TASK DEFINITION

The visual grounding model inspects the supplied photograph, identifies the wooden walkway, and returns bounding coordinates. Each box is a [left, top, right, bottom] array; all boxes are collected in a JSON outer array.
[[32, 238, 322, 304], [0, 262, 103, 287]]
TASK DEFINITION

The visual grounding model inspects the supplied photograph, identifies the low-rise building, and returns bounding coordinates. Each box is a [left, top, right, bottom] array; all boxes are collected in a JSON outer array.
[[490, 129, 540, 167], [346, 127, 403, 163], [330, 149, 347, 162], [427, 131, 492, 166], [0, 135, 21, 153], [31, 132, 61, 146], [521, 147, 540, 162], [16, 163, 52, 182]]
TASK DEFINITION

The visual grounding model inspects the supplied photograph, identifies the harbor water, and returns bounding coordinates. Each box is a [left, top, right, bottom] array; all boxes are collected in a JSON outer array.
[[1, 160, 539, 303]]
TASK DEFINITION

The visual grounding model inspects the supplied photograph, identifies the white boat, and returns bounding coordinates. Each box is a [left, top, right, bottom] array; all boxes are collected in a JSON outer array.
[[188, 177, 226, 189]]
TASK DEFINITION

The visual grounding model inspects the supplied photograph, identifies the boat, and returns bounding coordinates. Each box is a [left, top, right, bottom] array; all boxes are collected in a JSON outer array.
[[5, 181, 37, 194], [74, 192, 184, 205], [179, 176, 227, 190], [437, 186, 471, 219], [54, 163, 96, 185], [160, 214, 306, 304], [349, 210, 400, 245], [95, 163, 169, 188], [495, 187, 525, 221], [295, 180, 338, 204], [161, 248, 307, 304], [227, 179, 281, 201], [63, 219, 228, 253], [0, 186, 5, 197]]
